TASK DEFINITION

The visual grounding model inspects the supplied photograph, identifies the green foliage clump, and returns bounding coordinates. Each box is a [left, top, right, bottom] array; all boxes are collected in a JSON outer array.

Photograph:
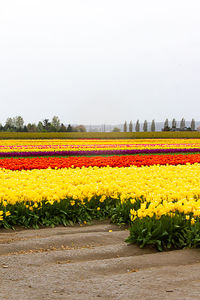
[[126, 214, 200, 251]]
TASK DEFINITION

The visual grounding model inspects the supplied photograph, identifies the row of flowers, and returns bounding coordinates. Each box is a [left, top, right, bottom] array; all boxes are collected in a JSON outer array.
[[1, 163, 200, 204], [1, 163, 200, 241], [1, 138, 200, 153], [1, 153, 200, 170], [1, 148, 200, 157]]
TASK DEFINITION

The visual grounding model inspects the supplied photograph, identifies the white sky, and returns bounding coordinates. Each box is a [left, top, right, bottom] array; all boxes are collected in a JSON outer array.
[[0, 0, 200, 125]]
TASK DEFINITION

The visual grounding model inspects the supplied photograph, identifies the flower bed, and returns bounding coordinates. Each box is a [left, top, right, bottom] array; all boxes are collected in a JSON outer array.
[[0, 139, 200, 157], [1, 138, 200, 251], [1, 153, 200, 170]]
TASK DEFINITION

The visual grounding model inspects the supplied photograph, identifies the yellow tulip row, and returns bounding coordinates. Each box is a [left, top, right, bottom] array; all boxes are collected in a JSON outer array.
[[1, 164, 200, 215], [0, 138, 200, 152], [1, 138, 200, 144], [2, 138, 199, 145]]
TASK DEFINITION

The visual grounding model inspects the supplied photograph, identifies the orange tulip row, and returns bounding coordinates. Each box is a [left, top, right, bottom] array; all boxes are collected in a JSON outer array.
[[0, 153, 200, 170]]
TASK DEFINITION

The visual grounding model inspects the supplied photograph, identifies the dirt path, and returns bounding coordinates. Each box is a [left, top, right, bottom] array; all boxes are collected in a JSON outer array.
[[0, 221, 200, 300]]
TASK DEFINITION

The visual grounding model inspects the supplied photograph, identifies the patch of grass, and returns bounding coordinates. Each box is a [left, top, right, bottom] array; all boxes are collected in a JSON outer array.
[[0, 131, 200, 139]]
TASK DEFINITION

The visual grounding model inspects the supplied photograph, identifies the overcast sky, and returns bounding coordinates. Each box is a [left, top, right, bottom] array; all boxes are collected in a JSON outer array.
[[0, 0, 200, 125]]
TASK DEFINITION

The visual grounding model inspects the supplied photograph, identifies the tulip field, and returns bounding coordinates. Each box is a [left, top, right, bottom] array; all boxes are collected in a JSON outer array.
[[1, 138, 200, 251]]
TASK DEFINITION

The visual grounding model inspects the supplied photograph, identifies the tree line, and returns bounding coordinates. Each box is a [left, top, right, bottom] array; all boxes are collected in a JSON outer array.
[[122, 118, 196, 132], [0, 116, 86, 132], [0, 116, 197, 133]]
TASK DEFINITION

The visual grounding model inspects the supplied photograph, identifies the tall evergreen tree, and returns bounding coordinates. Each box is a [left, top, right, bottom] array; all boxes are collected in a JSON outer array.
[[151, 120, 155, 132], [180, 118, 185, 129], [164, 118, 169, 130], [172, 118, 176, 129], [123, 121, 127, 132], [191, 119, 196, 131], [129, 121, 133, 132], [135, 120, 140, 132], [143, 120, 148, 132]]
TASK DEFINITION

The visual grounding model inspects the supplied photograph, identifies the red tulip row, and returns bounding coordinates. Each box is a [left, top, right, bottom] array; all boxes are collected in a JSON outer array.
[[0, 154, 200, 170]]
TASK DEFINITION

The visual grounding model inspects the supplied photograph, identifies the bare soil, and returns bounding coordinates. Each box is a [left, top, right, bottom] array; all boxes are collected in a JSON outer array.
[[0, 221, 200, 300]]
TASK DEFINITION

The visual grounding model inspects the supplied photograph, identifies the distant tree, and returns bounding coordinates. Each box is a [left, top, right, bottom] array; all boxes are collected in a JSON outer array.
[[180, 118, 185, 129], [71, 126, 78, 132], [66, 124, 73, 132], [23, 125, 28, 132], [123, 121, 127, 132], [164, 118, 169, 130], [129, 121, 133, 132], [59, 123, 67, 132], [191, 119, 196, 131], [151, 120, 155, 132], [135, 120, 140, 132], [112, 127, 120, 132], [27, 123, 38, 132], [27, 123, 32, 132], [14, 116, 24, 131], [43, 119, 51, 131], [51, 116, 61, 132], [37, 121, 44, 132], [4, 117, 15, 131], [163, 118, 170, 131], [143, 120, 148, 132], [172, 118, 176, 129], [75, 125, 87, 132]]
